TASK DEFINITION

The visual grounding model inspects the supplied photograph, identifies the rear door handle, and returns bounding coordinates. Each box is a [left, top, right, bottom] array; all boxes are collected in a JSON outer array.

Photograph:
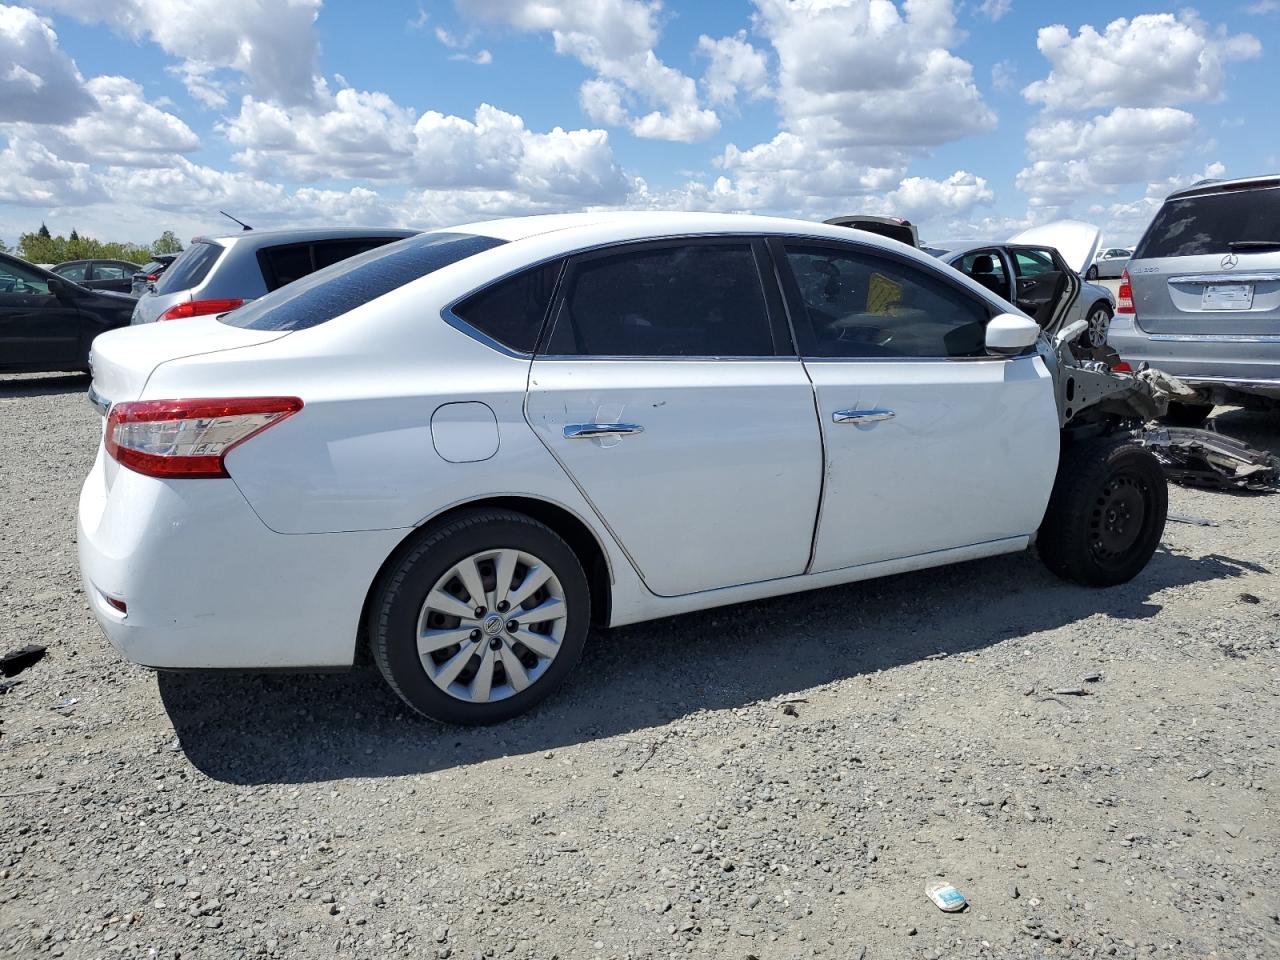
[[833, 409, 895, 425], [563, 422, 645, 439]]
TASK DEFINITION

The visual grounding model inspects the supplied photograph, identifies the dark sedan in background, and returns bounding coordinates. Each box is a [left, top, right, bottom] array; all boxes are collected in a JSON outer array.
[[130, 254, 179, 297], [1, 253, 135, 373], [50, 258, 142, 294]]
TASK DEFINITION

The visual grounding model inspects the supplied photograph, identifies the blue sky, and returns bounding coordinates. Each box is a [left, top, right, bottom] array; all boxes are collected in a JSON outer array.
[[1, 1, 1276, 248]]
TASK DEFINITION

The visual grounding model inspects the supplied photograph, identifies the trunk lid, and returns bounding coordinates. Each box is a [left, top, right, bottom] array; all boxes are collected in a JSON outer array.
[[88, 317, 291, 406], [1009, 220, 1102, 276], [1127, 184, 1280, 336]]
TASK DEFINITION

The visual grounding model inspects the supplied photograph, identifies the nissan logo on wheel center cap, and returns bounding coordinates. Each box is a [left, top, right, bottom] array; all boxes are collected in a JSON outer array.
[[482, 614, 505, 636], [1221, 253, 1239, 269]]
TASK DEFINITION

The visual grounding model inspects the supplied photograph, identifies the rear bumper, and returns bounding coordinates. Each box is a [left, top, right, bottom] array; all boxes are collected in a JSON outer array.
[[77, 449, 405, 669], [1109, 316, 1280, 400]]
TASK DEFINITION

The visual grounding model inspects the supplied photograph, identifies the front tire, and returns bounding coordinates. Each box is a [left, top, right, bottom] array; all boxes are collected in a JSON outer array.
[[370, 509, 591, 724], [1038, 438, 1167, 587]]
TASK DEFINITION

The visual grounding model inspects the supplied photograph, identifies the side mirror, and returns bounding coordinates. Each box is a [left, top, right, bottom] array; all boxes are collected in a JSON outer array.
[[47, 276, 74, 299], [985, 312, 1040, 356]]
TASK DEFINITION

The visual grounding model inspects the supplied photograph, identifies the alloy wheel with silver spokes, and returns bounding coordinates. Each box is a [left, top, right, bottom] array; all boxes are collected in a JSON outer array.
[[416, 548, 567, 703], [1085, 304, 1112, 348]]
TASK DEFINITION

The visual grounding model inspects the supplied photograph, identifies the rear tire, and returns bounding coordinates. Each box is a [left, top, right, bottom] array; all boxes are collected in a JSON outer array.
[[1086, 265, 1098, 280], [1163, 401, 1213, 427], [369, 509, 591, 725], [1084, 302, 1112, 348], [1038, 438, 1167, 587]]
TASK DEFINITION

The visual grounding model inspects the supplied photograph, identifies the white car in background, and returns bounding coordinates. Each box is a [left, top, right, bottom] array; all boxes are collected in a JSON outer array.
[[78, 213, 1168, 724], [923, 221, 1117, 349]]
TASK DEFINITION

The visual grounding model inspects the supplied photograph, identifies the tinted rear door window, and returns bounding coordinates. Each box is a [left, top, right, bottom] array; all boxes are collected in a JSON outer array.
[[453, 260, 562, 354], [258, 243, 314, 291], [154, 242, 223, 294], [545, 243, 775, 357], [222, 232, 504, 331], [313, 238, 400, 270], [1135, 187, 1280, 258]]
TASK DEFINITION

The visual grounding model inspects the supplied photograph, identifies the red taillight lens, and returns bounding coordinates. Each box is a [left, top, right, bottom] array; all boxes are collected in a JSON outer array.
[[105, 397, 302, 479], [1117, 270, 1135, 315], [146, 273, 159, 282], [1111, 361, 1133, 373], [159, 298, 244, 321]]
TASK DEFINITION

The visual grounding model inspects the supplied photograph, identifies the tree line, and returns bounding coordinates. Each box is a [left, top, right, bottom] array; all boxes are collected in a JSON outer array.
[[1, 224, 186, 266]]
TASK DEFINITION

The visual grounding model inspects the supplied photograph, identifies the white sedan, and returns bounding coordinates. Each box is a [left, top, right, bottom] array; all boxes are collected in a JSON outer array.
[[78, 213, 1167, 724]]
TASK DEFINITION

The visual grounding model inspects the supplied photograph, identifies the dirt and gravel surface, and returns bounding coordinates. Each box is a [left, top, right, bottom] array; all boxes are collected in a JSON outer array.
[[2, 371, 1278, 960]]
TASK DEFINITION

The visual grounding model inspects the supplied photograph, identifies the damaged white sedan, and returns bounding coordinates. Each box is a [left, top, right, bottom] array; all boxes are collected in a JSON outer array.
[[78, 213, 1168, 724]]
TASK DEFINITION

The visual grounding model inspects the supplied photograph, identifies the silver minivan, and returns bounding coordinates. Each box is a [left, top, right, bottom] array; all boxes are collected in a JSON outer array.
[[1109, 174, 1280, 423], [131, 226, 419, 324]]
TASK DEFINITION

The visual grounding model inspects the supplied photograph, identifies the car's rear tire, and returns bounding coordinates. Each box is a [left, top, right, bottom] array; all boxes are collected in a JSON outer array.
[[1086, 265, 1098, 280], [369, 509, 591, 725], [1084, 302, 1112, 348], [1038, 438, 1167, 587], [1162, 401, 1213, 427]]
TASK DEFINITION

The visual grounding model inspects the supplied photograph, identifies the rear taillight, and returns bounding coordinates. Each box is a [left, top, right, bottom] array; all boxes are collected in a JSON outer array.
[[1111, 360, 1133, 373], [146, 273, 159, 282], [159, 298, 244, 321], [1117, 270, 1134, 315], [105, 397, 302, 479]]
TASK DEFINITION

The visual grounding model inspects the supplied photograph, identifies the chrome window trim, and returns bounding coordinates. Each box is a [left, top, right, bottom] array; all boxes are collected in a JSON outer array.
[[532, 354, 801, 363]]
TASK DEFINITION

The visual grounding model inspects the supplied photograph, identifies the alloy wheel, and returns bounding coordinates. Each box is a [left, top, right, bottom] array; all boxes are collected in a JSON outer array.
[[1086, 305, 1111, 348], [416, 549, 567, 703]]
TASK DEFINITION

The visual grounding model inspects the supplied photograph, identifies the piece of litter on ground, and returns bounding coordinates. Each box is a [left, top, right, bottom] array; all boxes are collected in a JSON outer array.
[[1167, 512, 1218, 527], [1223, 823, 1244, 838], [1083, 672, 1103, 683], [1188, 768, 1212, 781], [1238, 593, 1261, 604], [0, 644, 47, 678], [52, 697, 78, 710], [925, 882, 968, 912], [1052, 687, 1089, 696]]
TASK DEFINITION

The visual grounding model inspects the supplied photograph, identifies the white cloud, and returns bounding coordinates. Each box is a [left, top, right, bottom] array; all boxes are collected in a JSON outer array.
[[50, 75, 200, 165], [697, 31, 770, 107], [463, 0, 720, 141], [225, 92, 630, 208], [990, 59, 1016, 91], [754, 0, 996, 148], [1016, 107, 1199, 204], [883, 171, 995, 219], [0, 136, 95, 205], [29, 0, 324, 105], [0, 4, 94, 123], [1245, 1, 1279, 14], [226, 88, 417, 181], [977, 0, 1011, 21], [1023, 13, 1261, 112]]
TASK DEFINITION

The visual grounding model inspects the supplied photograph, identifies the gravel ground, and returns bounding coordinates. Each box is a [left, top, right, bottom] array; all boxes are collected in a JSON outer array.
[[1, 371, 1278, 960]]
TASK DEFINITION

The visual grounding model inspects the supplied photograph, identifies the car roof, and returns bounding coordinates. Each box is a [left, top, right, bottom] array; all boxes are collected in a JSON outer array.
[[195, 226, 420, 248], [438, 211, 922, 251], [1167, 173, 1280, 201]]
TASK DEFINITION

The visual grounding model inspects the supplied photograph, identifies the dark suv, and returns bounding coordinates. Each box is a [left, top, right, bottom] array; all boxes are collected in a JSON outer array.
[[1109, 174, 1280, 422]]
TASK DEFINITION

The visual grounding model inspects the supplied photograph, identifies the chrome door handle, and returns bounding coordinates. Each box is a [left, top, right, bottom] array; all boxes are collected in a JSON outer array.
[[833, 408, 895, 425], [563, 422, 645, 439]]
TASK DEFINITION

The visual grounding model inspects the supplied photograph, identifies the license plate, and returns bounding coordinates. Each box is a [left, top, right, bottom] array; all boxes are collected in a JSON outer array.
[[1202, 283, 1253, 311]]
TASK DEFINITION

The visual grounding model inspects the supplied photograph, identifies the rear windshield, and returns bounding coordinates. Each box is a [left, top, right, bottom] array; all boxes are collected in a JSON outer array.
[[221, 232, 505, 331], [154, 241, 223, 294], [1135, 186, 1280, 259]]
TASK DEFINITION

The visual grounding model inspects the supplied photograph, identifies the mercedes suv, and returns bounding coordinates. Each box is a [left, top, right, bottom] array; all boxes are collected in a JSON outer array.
[[1108, 174, 1280, 423]]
